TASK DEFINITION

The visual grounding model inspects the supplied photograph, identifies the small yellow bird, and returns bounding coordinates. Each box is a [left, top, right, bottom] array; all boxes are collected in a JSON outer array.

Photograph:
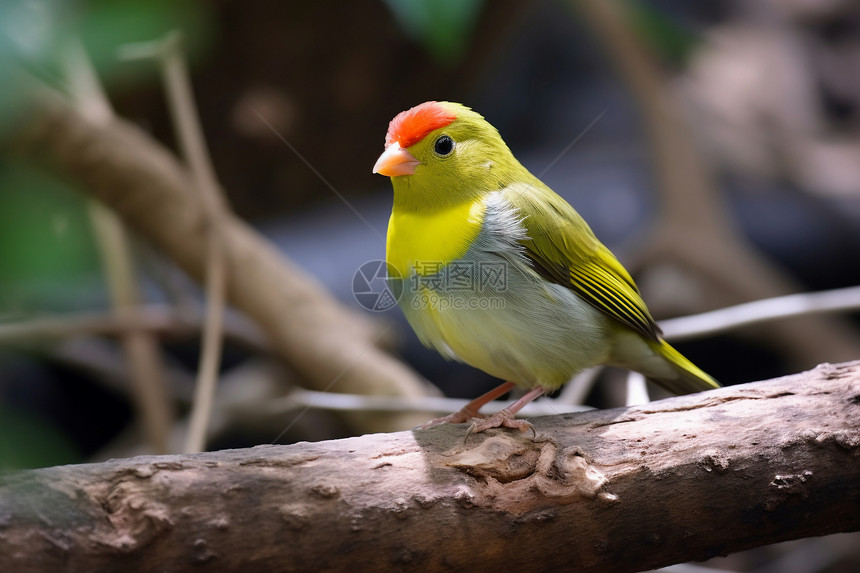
[[373, 101, 718, 433]]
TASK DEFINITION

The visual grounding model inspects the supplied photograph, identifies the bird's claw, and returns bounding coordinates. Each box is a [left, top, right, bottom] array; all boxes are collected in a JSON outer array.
[[464, 413, 536, 443]]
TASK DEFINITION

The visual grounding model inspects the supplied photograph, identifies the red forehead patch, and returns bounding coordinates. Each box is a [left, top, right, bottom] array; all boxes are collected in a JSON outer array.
[[385, 101, 456, 149]]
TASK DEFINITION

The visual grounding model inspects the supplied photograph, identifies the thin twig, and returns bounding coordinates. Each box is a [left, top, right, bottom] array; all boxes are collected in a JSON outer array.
[[264, 389, 591, 417], [122, 32, 230, 453], [0, 305, 267, 351], [660, 285, 860, 341], [61, 38, 173, 454]]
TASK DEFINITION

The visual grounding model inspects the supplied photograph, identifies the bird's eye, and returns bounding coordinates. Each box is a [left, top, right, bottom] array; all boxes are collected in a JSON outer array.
[[433, 135, 454, 157]]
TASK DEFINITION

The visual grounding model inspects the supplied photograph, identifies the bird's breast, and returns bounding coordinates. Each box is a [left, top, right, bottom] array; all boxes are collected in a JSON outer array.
[[386, 197, 487, 280]]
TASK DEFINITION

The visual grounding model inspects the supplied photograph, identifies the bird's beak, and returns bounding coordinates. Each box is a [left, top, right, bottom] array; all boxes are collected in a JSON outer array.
[[372, 143, 420, 177]]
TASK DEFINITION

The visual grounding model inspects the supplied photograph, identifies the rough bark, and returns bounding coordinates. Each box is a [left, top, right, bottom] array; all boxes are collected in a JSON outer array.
[[0, 79, 432, 433], [1, 361, 858, 572]]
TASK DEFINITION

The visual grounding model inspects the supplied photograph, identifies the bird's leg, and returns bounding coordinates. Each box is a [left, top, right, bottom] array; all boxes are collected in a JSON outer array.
[[466, 385, 546, 437], [415, 381, 516, 429]]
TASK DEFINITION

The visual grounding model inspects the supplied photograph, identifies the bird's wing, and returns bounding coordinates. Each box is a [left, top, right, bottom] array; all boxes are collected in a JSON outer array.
[[502, 182, 661, 341]]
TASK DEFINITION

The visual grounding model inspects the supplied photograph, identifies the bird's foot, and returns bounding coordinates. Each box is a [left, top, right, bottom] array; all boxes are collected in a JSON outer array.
[[466, 412, 535, 440]]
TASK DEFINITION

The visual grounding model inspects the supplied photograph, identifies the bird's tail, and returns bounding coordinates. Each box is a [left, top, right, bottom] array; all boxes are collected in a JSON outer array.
[[645, 338, 720, 395]]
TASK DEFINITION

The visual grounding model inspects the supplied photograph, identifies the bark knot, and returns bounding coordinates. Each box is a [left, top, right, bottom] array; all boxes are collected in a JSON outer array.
[[91, 476, 173, 552], [445, 433, 609, 514]]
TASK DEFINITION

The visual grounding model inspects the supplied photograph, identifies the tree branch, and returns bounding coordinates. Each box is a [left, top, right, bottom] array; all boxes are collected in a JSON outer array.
[[1, 361, 858, 572]]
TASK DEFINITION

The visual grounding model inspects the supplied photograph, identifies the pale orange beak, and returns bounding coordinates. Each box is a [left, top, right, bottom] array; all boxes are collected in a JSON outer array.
[[372, 143, 420, 177]]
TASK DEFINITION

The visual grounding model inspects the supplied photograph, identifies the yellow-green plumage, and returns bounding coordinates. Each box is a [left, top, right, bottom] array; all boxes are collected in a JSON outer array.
[[500, 180, 715, 394], [374, 101, 717, 427]]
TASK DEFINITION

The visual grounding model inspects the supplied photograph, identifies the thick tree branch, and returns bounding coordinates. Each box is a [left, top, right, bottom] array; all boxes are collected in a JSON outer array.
[[0, 78, 432, 433], [1, 361, 858, 572]]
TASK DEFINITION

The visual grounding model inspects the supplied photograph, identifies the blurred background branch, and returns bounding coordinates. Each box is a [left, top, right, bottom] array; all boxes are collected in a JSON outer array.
[[573, 0, 860, 371], [2, 74, 433, 433], [117, 31, 231, 454], [62, 37, 173, 454]]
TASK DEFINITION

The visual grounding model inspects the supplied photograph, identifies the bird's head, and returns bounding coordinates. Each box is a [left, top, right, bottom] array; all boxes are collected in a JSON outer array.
[[373, 101, 518, 210]]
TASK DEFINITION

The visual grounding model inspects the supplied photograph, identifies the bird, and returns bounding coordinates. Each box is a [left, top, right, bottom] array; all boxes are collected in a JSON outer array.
[[372, 101, 719, 434]]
